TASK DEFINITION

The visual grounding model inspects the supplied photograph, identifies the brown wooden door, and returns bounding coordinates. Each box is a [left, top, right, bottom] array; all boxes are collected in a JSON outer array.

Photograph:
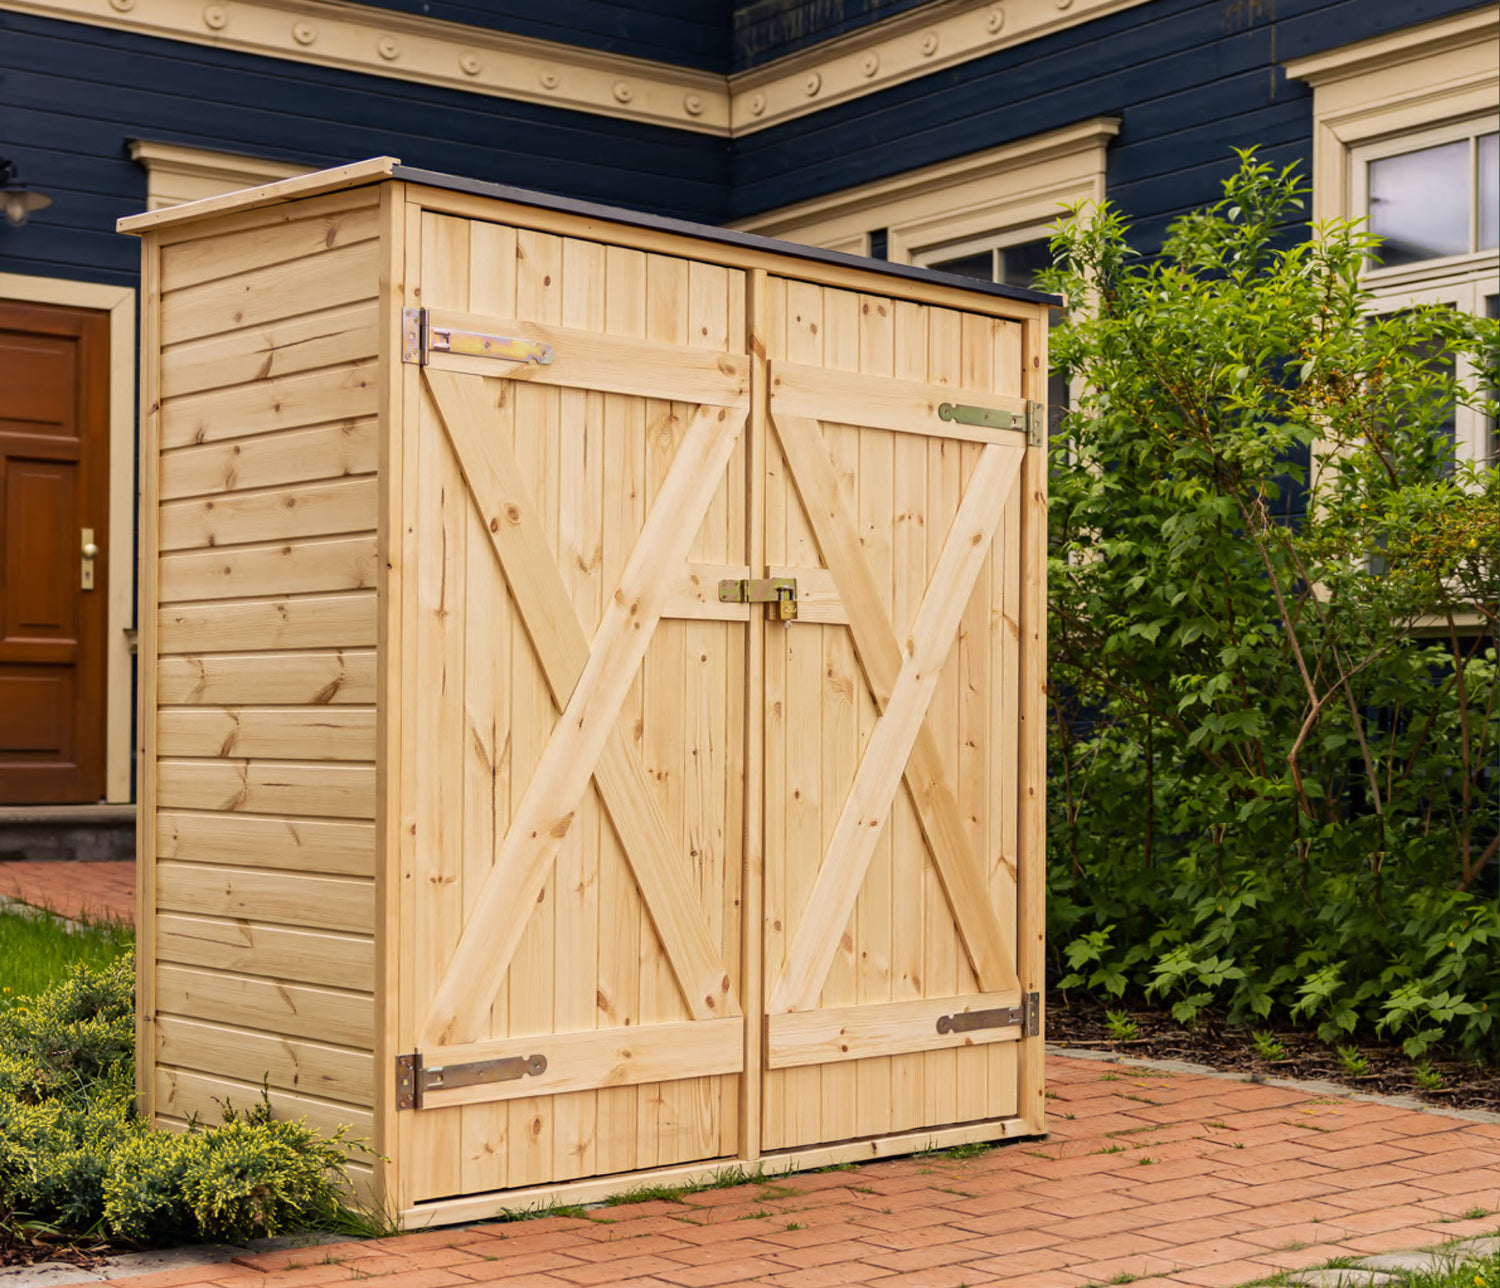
[[759, 278, 1029, 1151], [0, 300, 109, 804], [398, 217, 751, 1206]]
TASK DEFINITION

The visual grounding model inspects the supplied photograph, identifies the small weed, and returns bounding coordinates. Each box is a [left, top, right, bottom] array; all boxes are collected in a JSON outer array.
[[1252, 1030, 1286, 1061], [1231, 1141, 1245, 1149], [1136, 1156, 1155, 1166], [943, 1142, 993, 1161], [785, 1221, 803, 1231], [847, 1184, 876, 1195], [935, 1186, 977, 1199], [1110, 1275, 1138, 1285], [1413, 1061, 1445, 1092], [1091, 1144, 1126, 1155], [756, 1183, 798, 1201], [1290, 1120, 1330, 1133], [1062, 1112, 1076, 1120], [739, 1209, 770, 1221], [1105, 1010, 1142, 1042], [1117, 1093, 1160, 1106], [603, 1184, 685, 1206], [812, 1161, 856, 1173], [1106, 1124, 1157, 1138], [1280, 1239, 1307, 1251], [1336, 1046, 1372, 1078], [1098, 1073, 1120, 1082], [1044, 1090, 1059, 1099], [1461, 1206, 1488, 1219], [1204, 1120, 1227, 1129]]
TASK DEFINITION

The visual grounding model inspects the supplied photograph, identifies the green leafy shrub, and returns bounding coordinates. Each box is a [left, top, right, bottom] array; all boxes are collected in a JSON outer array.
[[0, 957, 361, 1249], [1042, 153, 1500, 1061]]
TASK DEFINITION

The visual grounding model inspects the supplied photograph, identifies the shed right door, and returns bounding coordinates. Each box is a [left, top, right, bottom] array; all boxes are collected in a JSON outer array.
[[760, 277, 1029, 1151]]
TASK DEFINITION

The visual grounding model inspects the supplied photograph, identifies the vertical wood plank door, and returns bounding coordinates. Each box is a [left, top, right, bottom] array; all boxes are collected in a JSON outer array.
[[0, 300, 109, 804], [760, 279, 1029, 1151], [398, 213, 751, 1205]]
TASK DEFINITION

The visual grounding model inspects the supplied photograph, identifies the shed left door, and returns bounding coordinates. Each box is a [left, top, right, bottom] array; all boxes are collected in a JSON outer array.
[[397, 217, 751, 1205]]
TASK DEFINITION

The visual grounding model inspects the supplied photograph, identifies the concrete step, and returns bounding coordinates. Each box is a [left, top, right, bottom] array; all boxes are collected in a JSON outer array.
[[0, 804, 136, 863]]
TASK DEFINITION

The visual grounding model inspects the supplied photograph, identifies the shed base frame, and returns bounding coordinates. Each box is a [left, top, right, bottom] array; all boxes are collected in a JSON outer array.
[[398, 1115, 1044, 1228]]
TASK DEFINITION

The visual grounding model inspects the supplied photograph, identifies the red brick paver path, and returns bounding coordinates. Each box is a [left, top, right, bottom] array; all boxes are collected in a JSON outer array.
[[111, 1055, 1499, 1288], [0, 858, 136, 923]]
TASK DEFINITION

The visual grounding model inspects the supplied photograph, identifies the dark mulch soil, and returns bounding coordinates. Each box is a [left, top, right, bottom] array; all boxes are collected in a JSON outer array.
[[0, 1234, 110, 1270], [1046, 988, 1500, 1112]]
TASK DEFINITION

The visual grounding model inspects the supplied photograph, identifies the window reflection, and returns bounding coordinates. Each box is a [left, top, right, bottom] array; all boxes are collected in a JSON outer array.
[[1368, 140, 1469, 266]]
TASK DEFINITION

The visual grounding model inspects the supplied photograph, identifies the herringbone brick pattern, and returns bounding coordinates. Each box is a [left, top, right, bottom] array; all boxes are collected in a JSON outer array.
[[110, 1056, 1500, 1288]]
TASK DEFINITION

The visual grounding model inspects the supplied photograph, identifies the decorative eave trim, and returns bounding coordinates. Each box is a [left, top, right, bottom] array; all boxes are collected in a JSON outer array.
[[728, 0, 1149, 133], [0, 0, 1149, 137], [0, 0, 729, 134], [1283, 6, 1498, 86]]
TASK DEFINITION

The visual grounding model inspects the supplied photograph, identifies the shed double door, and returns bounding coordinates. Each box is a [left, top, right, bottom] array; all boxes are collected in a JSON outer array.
[[399, 222, 1028, 1204]]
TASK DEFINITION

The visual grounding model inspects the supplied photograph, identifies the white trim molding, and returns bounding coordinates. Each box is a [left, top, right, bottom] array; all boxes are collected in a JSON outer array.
[[729, 0, 1146, 134], [734, 116, 1118, 261], [1, 0, 729, 134], [1284, 7, 1499, 228], [0, 273, 137, 805], [0, 0, 1147, 137], [129, 140, 307, 209]]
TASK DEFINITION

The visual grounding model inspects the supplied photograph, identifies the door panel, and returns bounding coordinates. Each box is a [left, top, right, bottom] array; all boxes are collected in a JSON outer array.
[[0, 301, 109, 803], [399, 217, 750, 1204], [760, 279, 1026, 1151]]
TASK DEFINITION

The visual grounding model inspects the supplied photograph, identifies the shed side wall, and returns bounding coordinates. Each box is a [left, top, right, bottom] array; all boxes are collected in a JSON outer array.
[[144, 186, 382, 1171]]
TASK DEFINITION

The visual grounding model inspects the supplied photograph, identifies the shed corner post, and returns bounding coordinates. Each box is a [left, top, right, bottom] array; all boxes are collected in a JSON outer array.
[[1017, 303, 1050, 1137], [374, 177, 412, 1213], [135, 226, 164, 1125]]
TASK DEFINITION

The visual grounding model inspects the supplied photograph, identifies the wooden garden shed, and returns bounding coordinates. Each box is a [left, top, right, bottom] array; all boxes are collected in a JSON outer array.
[[119, 157, 1051, 1224]]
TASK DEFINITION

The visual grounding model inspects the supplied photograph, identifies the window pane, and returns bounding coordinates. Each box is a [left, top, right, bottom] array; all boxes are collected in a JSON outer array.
[[928, 251, 994, 281], [1480, 133, 1498, 251], [997, 237, 1053, 290], [1368, 140, 1469, 266]]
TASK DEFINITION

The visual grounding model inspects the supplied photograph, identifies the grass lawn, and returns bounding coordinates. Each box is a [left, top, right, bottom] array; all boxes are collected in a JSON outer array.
[[0, 902, 134, 1002]]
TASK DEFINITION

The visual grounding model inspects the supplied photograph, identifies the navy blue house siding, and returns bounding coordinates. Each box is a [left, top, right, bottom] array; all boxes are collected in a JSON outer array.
[[729, 0, 1490, 249], [0, 10, 730, 288], [352, 0, 732, 71]]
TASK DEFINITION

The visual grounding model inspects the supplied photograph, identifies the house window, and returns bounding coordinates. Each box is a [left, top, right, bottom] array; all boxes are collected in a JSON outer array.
[[1286, 9, 1499, 467], [1357, 123, 1499, 272]]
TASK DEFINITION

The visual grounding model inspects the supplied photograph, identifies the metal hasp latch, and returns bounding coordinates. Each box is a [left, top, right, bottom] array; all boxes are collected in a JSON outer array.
[[935, 991, 1041, 1039], [401, 308, 554, 367], [719, 577, 798, 621], [395, 1051, 547, 1110], [937, 400, 1045, 448]]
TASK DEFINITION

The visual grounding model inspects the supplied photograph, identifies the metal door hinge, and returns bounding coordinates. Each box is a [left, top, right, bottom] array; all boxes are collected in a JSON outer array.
[[395, 1050, 547, 1110], [938, 401, 1023, 432], [935, 991, 1041, 1038], [401, 308, 554, 367], [719, 576, 798, 621], [1026, 401, 1046, 448], [935, 400, 1045, 447]]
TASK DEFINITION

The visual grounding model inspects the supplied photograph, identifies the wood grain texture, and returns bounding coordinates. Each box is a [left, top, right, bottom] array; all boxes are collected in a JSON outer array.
[[765, 991, 1023, 1068]]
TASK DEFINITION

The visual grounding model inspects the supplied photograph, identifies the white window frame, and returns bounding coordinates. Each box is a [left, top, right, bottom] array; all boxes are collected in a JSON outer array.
[[1351, 115, 1499, 289], [1287, 9, 1499, 470]]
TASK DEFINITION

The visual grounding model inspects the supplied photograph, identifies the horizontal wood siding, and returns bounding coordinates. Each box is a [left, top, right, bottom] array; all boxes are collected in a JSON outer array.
[[147, 189, 382, 1136], [0, 10, 729, 287]]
